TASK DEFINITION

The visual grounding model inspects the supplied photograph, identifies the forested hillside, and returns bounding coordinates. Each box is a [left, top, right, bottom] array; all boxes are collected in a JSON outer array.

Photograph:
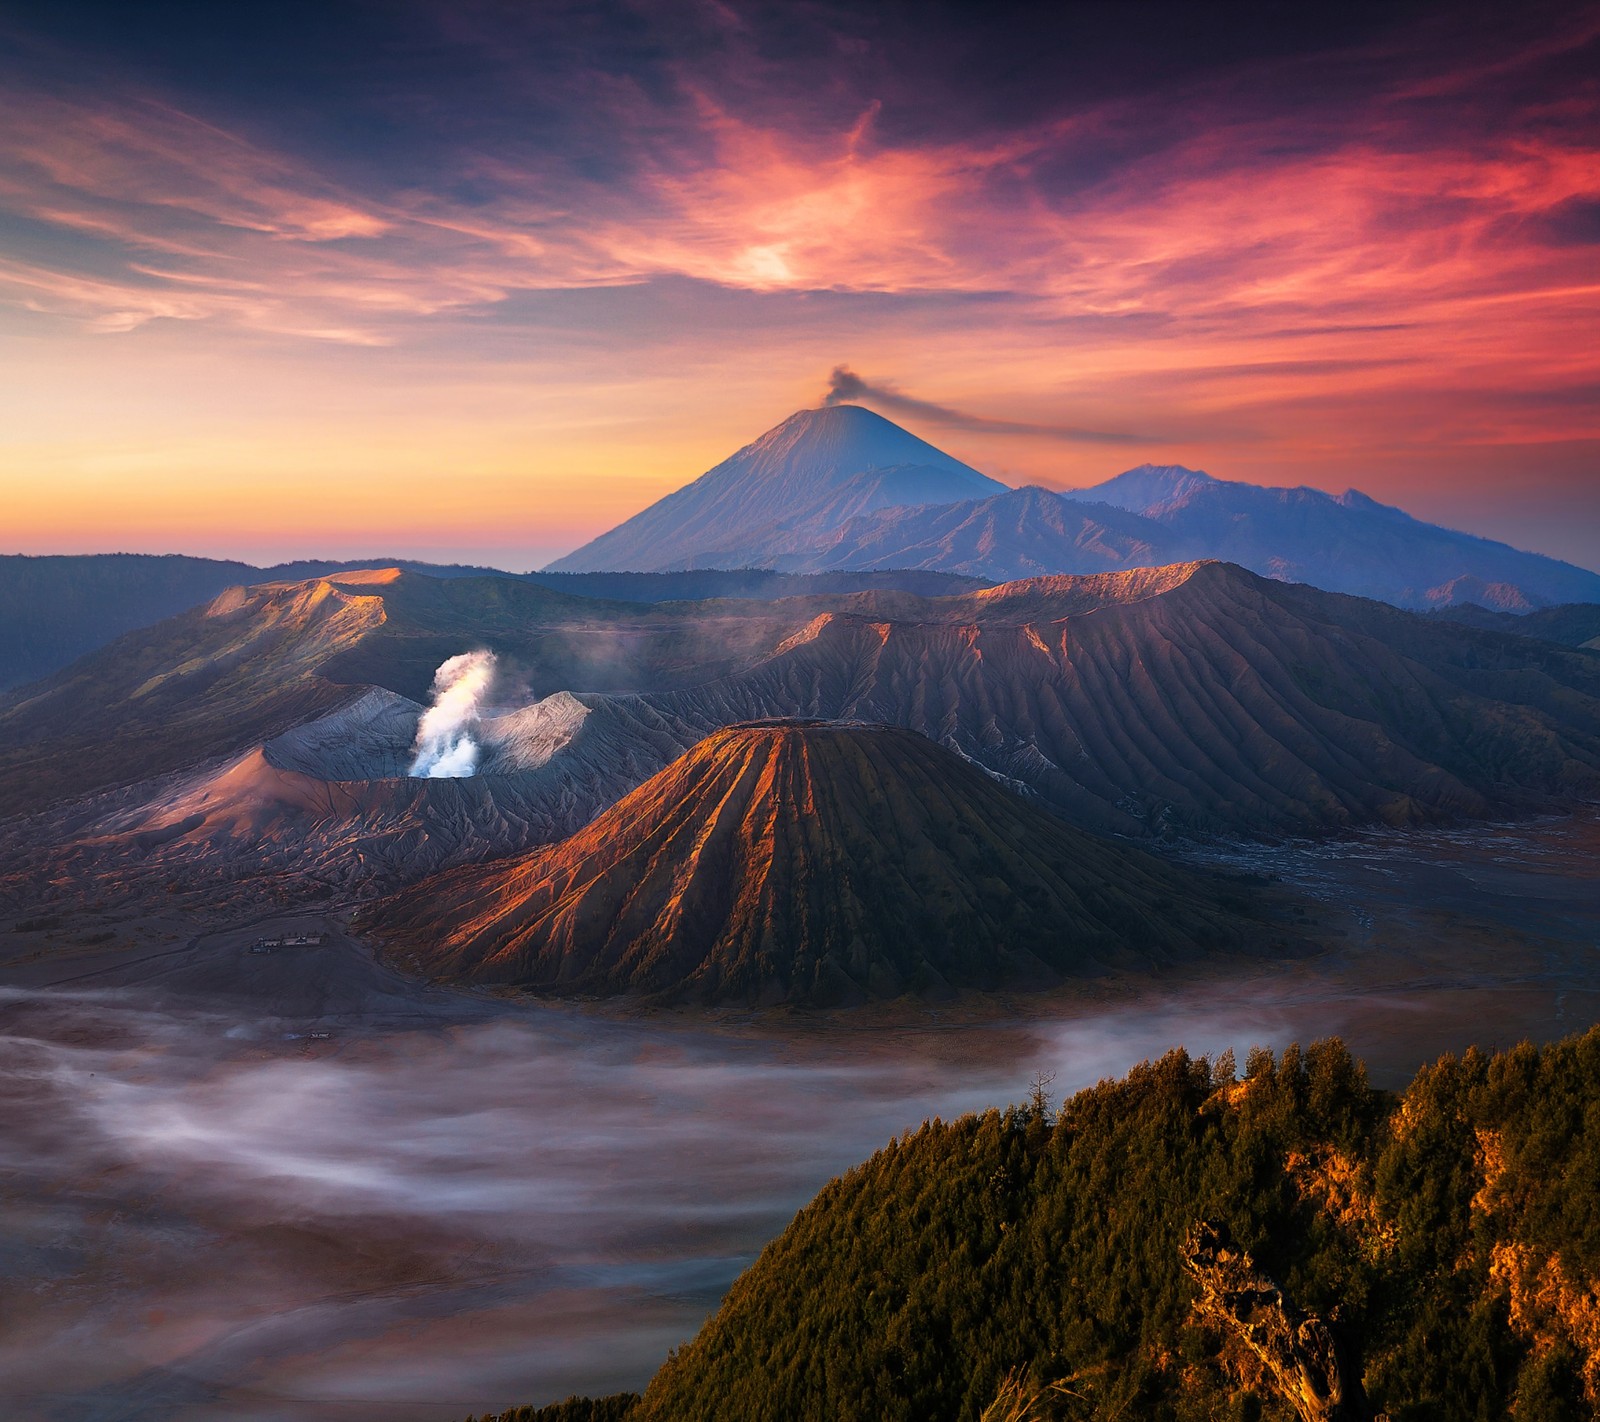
[[465, 1028, 1600, 1421]]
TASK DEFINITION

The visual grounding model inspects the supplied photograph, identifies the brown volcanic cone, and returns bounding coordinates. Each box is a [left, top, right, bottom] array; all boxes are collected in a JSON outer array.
[[363, 721, 1261, 1006]]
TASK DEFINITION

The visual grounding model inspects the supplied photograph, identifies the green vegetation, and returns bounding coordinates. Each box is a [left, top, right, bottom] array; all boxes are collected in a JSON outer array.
[[481, 1028, 1600, 1420]]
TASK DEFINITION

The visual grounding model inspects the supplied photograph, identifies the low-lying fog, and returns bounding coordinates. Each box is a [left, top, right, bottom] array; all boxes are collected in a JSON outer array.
[[4, 814, 1598, 1422]]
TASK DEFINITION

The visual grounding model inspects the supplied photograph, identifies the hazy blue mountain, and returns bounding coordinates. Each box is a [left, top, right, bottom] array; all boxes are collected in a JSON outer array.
[[1065, 462, 1219, 515], [801, 462, 1600, 608], [0, 554, 256, 692], [1060, 464, 1600, 609], [547, 412, 1599, 609], [805, 485, 1178, 579], [544, 405, 1006, 573]]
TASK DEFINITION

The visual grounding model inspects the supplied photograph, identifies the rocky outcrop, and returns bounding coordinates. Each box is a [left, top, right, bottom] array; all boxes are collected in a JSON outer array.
[[1182, 1221, 1370, 1422]]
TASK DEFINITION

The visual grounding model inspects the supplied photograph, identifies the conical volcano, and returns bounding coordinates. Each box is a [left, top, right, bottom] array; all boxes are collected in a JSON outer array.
[[363, 720, 1262, 1005], [544, 406, 1006, 573]]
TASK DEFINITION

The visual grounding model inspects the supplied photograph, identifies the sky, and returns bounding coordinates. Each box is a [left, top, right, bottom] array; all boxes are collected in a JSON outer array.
[[0, 0, 1596, 572]]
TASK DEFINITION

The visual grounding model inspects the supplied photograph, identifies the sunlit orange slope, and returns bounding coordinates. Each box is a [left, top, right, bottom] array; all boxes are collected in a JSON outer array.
[[363, 720, 1264, 1005]]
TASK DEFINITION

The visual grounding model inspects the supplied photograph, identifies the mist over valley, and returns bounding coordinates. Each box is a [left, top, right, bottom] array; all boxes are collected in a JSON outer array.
[[4, 804, 1597, 1418]]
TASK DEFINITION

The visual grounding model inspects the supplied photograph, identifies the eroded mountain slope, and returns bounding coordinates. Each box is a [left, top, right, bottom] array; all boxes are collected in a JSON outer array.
[[0, 575, 386, 818], [593, 561, 1600, 838], [362, 722, 1262, 1004], [5, 561, 1599, 918]]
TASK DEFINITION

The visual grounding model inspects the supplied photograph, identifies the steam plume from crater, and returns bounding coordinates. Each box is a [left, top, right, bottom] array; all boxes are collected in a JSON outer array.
[[408, 651, 497, 778]]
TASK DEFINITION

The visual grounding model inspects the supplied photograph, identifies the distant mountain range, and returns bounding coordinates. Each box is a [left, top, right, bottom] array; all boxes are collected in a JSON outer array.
[[1066, 464, 1600, 610], [7, 561, 1600, 924], [6, 406, 1596, 693], [545, 406, 1600, 611], [0, 552, 979, 692], [5, 410, 1600, 951]]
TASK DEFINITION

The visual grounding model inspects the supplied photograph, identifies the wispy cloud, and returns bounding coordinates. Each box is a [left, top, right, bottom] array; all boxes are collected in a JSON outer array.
[[1, 35, 1594, 356]]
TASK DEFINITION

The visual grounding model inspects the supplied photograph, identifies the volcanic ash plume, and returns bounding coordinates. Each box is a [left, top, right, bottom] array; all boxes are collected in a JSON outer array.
[[408, 651, 497, 778]]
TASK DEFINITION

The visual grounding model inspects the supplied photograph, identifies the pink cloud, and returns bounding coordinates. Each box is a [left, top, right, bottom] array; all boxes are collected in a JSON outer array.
[[0, 24, 1592, 471]]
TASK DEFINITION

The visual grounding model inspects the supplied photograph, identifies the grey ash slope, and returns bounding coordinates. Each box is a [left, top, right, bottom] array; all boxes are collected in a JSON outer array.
[[0, 566, 841, 819], [544, 405, 1006, 573]]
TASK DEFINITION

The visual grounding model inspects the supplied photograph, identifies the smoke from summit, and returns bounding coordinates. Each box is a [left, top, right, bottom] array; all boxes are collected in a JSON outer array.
[[409, 651, 497, 778], [822, 366, 1139, 444]]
